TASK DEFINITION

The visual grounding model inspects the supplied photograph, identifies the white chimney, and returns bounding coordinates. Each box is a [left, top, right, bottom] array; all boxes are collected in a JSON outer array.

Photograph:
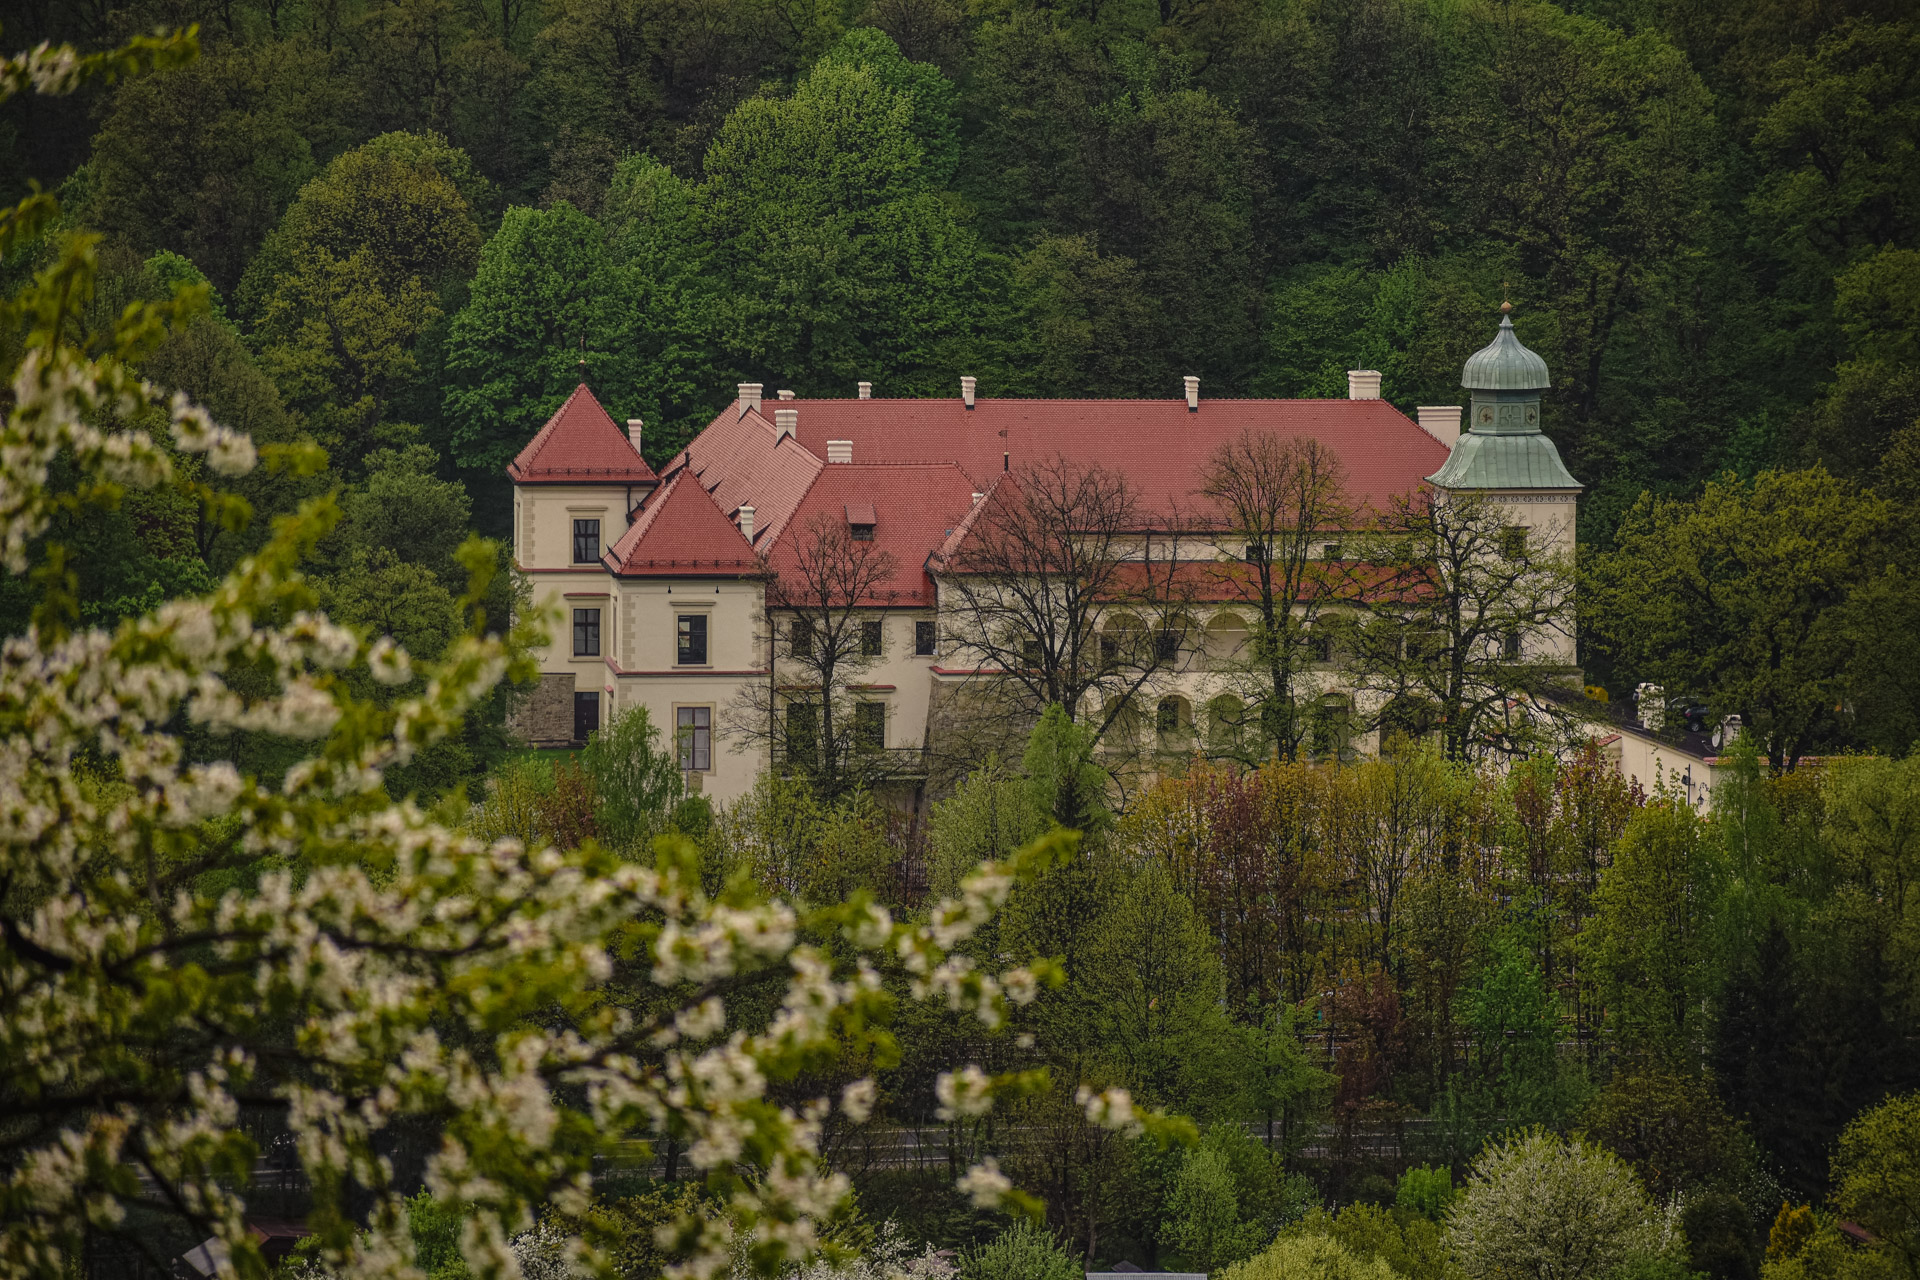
[[827, 439, 852, 463], [961, 375, 977, 410], [971, 491, 983, 504], [1347, 370, 1383, 400], [626, 417, 644, 452], [857, 381, 872, 400], [1183, 375, 1200, 412], [1417, 405, 1462, 447], [737, 383, 763, 417], [737, 504, 755, 542], [774, 408, 797, 441], [777, 389, 795, 401]]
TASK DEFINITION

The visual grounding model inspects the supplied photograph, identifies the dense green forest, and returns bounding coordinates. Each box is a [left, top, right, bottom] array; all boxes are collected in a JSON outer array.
[[5, 0, 1920, 759], [8, 0, 1919, 526]]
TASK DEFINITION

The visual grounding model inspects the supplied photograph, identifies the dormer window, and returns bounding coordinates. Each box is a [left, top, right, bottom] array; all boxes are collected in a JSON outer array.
[[846, 501, 877, 542]]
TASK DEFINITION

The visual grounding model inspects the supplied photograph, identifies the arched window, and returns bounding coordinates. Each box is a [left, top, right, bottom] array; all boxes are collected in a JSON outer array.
[[1100, 613, 1145, 668], [1204, 612, 1250, 669], [1207, 695, 1246, 753], [1104, 694, 1144, 752], [1310, 695, 1351, 762]]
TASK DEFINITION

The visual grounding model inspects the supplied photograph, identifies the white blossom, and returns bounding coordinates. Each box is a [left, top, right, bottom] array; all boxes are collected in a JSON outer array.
[[955, 1159, 1014, 1210], [841, 1078, 878, 1124]]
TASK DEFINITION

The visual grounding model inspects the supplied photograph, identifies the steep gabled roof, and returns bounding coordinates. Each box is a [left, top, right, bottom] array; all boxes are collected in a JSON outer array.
[[764, 463, 978, 606], [508, 384, 659, 484], [603, 469, 759, 577], [669, 404, 822, 548]]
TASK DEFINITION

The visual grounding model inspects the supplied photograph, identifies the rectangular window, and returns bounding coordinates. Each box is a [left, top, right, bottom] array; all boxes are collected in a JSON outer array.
[[785, 701, 818, 768], [573, 608, 601, 657], [1504, 631, 1524, 660], [854, 701, 885, 751], [676, 705, 711, 771], [860, 620, 883, 657], [789, 619, 813, 659], [1022, 637, 1043, 667], [851, 523, 875, 542], [573, 518, 601, 564], [573, 691, 600, 742], [1500, 526, 1528, 561], [677, 614, 708, 665], [1322, 543, 1342, 561], [915, 620, 935, 656]]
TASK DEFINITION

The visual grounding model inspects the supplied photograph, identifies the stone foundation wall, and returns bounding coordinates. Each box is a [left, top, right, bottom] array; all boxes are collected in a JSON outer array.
[[508, 671, 576, 746]]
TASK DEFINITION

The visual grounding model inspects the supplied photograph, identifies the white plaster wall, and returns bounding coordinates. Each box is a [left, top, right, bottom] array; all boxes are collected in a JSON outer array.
[[526, 571, 619, 673], [1600, 726, 1722, 811], [515, 484, 636, 571], [611, 578, 769, 807]]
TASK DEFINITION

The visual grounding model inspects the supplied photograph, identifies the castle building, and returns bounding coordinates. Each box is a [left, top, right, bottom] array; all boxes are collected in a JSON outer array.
[[507, 316, 1580, 806]]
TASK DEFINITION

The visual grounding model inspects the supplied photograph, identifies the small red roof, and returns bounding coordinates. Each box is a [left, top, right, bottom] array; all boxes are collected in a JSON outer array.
[[604, 470, 760, 576], [765, 463, 979, 605], [508, 384, 659, 484]]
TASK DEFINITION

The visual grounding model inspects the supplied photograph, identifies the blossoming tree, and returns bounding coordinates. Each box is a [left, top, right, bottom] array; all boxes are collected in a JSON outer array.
[[0, 31, 1176, 1280]]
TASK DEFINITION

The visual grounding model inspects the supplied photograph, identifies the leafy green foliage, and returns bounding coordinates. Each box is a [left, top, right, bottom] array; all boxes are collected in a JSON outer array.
[[1220, 1232, 1402, 1280], [580, 704, 685, 853], [960, 1218, 1082, 1280]]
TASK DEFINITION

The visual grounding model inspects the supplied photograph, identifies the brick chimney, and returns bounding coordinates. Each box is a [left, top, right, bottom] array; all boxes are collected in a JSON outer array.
[[626, 417, 643, 453], [858, 381, 872, 400], [1417, 406, 1462, 447], [961, 376, 977, 410], [1347, 370, 1382, 400], [827, 440, 852, 463], [1183, 375, 1200, 412], [738, 504, 755, 543], [774, 408, 797, 441], [737, 383, 763, 417]]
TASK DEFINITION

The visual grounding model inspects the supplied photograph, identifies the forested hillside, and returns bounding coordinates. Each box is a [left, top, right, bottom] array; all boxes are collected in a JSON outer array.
[[7, 0, 1917, 533]]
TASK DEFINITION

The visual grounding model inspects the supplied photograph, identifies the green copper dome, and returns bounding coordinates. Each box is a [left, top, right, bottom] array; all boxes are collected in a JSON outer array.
[[1427, 305, 1581, 492], [1460, 313, 1550, 391], [1428, 431, 1581, 490]]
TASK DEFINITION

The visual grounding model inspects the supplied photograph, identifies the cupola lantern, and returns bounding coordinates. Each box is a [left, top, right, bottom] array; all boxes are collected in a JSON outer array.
[[1427, 302, 1581, 493]]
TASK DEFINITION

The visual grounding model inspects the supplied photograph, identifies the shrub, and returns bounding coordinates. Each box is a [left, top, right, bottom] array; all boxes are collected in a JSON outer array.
[[1397, 1166, 1457, 1221], [1447, 1129, 1673, 1280], [962, 1218, 1082, 1280], [1220, 1233, 1402, 1280]]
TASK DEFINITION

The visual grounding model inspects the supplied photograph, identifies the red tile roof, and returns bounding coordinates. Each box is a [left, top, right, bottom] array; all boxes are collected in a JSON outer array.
[[769, 396, 1449, 513], [597, 395, 1451, 592], [604, 469, 760, 576], [764, 463, 979, 605], [508, 384, 659, 484], [670, 404, 822, 549]]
